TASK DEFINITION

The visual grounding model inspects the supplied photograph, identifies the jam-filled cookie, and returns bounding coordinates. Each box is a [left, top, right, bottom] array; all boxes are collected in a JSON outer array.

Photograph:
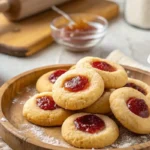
[[23, 92, 72, 126], [124, 78, 150, 100], [83, 89, 113, 114], [62, 113, 119, 148], [52, 68, 104, 110], [36, 69, 67, 92], [76, 57, 128, 88], [110, 87, 150, 134]]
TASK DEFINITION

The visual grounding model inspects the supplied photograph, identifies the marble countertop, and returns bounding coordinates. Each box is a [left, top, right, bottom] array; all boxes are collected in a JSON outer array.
[[0, 1, 150, 86]]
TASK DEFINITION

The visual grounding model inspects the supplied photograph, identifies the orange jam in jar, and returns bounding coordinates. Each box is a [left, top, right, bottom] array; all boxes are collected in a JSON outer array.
[[50, 14, 108, 51], [64, 21, 97, 33], [60, 21, 98, 50]]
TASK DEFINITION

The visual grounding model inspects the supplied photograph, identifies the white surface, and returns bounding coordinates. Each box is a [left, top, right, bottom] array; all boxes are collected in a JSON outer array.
[[1, 16, 150, 85], [0, 0, 150, 86], [125, 0, 150, 29]]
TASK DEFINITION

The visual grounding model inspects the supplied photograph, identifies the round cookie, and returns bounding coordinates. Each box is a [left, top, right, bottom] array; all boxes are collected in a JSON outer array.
[[62, 113, 119, 148], [124, 78, 150, 100], [110, 87, 150, 134], [76, 57, 128, 89], [36, 69, 67, 93], [83, 89, 114, 114], [52, 68, 104, 110], [23, 92, 72, 126]]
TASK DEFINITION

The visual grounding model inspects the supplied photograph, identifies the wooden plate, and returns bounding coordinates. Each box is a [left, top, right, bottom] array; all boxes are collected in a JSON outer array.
[[0, 64, 150, 150]]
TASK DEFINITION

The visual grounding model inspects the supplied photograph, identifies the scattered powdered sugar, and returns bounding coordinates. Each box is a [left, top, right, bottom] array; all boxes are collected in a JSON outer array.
[[19, 124, 69, 147], [0, 117, 7, 122], [126, 70, 131, 75], [126, 70, 134, 78], [117, 143, 132, 148], [12, 98, 26, 105], [24, 86, 37, 95], [12, 98, 19, 104], [108, 124, 150, 148], [19, 101, 26, 105], [12, 85, 150, 149], [19, 123, 150, 149], [25, 87, 32, 93], [12, 85, 37, 105]]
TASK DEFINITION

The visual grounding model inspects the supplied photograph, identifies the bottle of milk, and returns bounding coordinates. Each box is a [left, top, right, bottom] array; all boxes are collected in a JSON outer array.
[[125, 0, 150, 29]]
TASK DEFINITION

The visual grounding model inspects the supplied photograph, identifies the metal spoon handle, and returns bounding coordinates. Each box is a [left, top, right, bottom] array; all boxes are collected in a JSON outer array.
[[52, 5, 75, 24]]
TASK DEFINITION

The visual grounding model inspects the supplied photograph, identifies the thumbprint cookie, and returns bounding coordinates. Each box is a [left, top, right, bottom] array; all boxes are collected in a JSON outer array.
[[110, 87, 150, 134], [36, 69, 67, 92], [52, 68, 104, 110], [76, 57, 128, 88], [62, 113, 119, 148], [124, 78, 150, 100], [23, 92, 72, 126], [83, 89, 114, 114]]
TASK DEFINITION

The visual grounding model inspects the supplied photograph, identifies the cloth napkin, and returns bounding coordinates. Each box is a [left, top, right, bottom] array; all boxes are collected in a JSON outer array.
[[107, 50, 150, 72], [0, 50, 149, 150]]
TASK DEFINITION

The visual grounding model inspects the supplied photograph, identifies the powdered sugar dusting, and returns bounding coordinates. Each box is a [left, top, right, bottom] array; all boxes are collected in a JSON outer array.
[[11, 85, 150, 149], [107, 124, 150, 149], [12, 98, 19, 104], [19, 124, 69, 147], [127, 70, 131, 75], [18, 122, 150, 149], [126, 70, 134, 78], [19, 101, 26, 105], [12, 85, 37, 105]]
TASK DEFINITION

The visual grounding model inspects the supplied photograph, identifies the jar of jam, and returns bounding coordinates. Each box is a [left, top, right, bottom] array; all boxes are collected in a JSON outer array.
[[50, 13, 108, 52]]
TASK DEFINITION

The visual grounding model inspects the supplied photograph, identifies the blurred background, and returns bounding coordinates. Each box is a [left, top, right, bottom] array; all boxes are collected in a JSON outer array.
[[0, 0, 150, 85]]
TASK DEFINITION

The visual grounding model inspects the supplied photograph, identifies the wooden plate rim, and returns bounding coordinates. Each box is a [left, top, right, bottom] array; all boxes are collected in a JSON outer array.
[[0, 64, 150, 150]]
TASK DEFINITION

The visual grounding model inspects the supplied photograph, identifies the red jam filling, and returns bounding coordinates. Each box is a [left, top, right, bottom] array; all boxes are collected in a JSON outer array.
[[74, 114, 105, 134], [127, 97, 149, 118], [37, 96, 59, 110], [64, 75, 89, 92], [124, 83, 146, 95], [91, 61, 116, 72], [49, 70, 66, 84]]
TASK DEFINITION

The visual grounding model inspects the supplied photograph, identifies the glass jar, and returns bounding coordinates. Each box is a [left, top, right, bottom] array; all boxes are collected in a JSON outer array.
[[125, 0, 150, 29]]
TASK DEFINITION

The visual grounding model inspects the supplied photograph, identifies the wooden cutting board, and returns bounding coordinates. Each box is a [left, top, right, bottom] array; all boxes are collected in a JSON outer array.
[[0, 0, 119, 57]]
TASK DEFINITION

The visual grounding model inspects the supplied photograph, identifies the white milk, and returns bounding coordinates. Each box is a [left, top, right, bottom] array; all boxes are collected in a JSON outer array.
[[125, 0, 150, 29]]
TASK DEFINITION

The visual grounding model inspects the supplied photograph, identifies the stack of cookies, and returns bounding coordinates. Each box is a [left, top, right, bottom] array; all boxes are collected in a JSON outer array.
[[23, 57, 150, 149]]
